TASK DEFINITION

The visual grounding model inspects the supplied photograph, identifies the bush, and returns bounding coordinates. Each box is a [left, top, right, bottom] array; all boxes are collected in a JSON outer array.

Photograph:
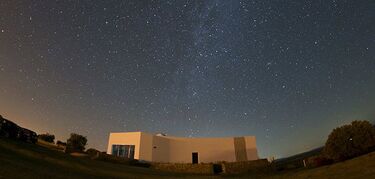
[[323, 120, 375, 161], [90, 152, 151, 168], [56, 140, 66, 146], [94, 153, 132, 164], [86, 148, 100, 158], [65, 133, 87, 153], [38, 133, 55, 143], [305, 155, 333, 168]]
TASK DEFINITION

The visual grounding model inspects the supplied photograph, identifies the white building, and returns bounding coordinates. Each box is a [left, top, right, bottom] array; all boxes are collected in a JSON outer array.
[[107, 132, 259, 163]]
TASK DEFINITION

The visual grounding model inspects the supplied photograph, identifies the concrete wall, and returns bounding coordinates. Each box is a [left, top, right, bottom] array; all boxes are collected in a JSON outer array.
[[151, 135, 170, 162], [234, 137, 248, 161], [139, 132, 153, 161], [160, 136, 238, 163], [244, 136, 258, 160], [107, 132, 259, 163]]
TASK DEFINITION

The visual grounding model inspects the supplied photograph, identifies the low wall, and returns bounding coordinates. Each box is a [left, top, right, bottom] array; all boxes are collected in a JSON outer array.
[[221, 159, 270, 174], [151, 159, 270, 174], [151, 163, 214, 174]]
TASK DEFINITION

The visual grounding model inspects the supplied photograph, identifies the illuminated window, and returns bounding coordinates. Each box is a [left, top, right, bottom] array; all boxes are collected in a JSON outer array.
[[112, 145, 135, 159]]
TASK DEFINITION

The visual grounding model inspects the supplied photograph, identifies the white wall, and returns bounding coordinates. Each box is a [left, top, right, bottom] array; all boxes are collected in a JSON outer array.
[[107, 132, 259, 163], [244, 136, 259, 160], [159, 136, 238, 163], [106, 132, 141, 159], [151, 135, 170, 162], [139, 132, 153, 161]]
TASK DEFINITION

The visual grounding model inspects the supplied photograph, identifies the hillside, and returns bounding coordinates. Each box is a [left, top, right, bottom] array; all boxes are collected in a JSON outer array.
[[0, 138, 213, 179], [275, 147, 323, 164], [266, 152, 375, 179], [1, 138, 375, 178]]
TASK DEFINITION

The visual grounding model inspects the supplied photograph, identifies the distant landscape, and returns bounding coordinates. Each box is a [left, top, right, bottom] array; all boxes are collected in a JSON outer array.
[[1, 135, 375, 178], [1, 115, 375, 178]]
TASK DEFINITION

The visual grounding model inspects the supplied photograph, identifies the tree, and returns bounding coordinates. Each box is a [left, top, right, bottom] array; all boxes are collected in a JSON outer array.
[[323, 120, 375, 161], [65, 133, 87, 153], [38, 133, 55, 143]]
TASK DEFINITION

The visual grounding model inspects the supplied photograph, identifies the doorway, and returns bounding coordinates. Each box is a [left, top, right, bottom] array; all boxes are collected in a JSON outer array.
[[192, 152, 198, 164]]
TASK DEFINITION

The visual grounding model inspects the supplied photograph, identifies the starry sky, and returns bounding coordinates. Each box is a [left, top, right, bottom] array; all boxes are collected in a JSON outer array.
[[0, 0, 374, 158]]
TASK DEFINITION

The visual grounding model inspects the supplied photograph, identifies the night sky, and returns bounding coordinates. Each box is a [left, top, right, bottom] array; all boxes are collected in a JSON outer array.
[[0, 0, 374, 158]]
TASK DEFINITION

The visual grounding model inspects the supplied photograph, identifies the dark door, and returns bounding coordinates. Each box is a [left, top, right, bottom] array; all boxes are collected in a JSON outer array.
[[192, 152, 198, 164]]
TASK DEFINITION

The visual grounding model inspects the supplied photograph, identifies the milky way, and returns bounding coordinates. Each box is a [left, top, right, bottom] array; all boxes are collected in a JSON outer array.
[[0, 0, 374, 158]]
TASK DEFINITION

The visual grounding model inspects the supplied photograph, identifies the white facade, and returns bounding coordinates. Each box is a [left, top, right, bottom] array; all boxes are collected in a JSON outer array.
[[107, 132, 259, 163]]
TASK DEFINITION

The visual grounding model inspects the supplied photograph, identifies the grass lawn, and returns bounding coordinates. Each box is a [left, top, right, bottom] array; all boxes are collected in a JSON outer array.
[[233, 151, 375, 179], [265, 152, 375, 179], [0, 138, 216, 179], [1, 138, 375, 178]]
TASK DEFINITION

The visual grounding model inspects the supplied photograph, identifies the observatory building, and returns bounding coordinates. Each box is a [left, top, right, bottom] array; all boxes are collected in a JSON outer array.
[[107, 132, 258, 163]]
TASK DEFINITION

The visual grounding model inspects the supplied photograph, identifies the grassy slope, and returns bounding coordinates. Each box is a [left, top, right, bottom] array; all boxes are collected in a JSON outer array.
[[1, 138, 375, 179], [268, 152, 375, 179], [235, 152, 375, 179], [0, 138, 216, 179]]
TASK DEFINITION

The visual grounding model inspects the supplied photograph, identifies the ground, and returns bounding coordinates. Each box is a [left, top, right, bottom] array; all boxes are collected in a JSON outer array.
[[0, 138, 210, 179], [1, 138, 375, 178], [266, 153, 375, 179]]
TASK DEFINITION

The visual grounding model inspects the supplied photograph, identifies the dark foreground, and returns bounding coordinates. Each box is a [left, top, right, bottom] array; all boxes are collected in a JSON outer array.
[[1, 138, 375, 179]]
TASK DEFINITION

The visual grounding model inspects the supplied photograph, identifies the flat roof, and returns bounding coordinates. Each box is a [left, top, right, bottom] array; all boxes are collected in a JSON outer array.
[[109, 131, 256, 139]]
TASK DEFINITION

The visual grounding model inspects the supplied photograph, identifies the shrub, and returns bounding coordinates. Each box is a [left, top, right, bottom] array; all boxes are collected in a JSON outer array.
[[65, 133, 87, 153], [90, 152, 151, 168], [305, 155, 333, 168], [323, 120, 375, 161], [38, 133, 55, 143], [86, 148, 100, 158], [56, 140, 66, 146], [94, 153, 132, 164]]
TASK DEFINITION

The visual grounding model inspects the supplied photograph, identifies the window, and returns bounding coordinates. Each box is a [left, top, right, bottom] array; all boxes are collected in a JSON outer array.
[[112, 145, 135, 159]]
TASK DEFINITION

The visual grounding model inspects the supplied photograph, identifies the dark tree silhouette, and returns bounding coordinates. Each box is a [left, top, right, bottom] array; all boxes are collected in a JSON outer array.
[[323, 120, 375, 161], [38, 133, 55, 143], [65, 133, 87, 153]]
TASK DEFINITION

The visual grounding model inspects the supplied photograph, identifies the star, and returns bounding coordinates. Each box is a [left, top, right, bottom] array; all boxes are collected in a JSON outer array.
[[0, 0, 373, 159]]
